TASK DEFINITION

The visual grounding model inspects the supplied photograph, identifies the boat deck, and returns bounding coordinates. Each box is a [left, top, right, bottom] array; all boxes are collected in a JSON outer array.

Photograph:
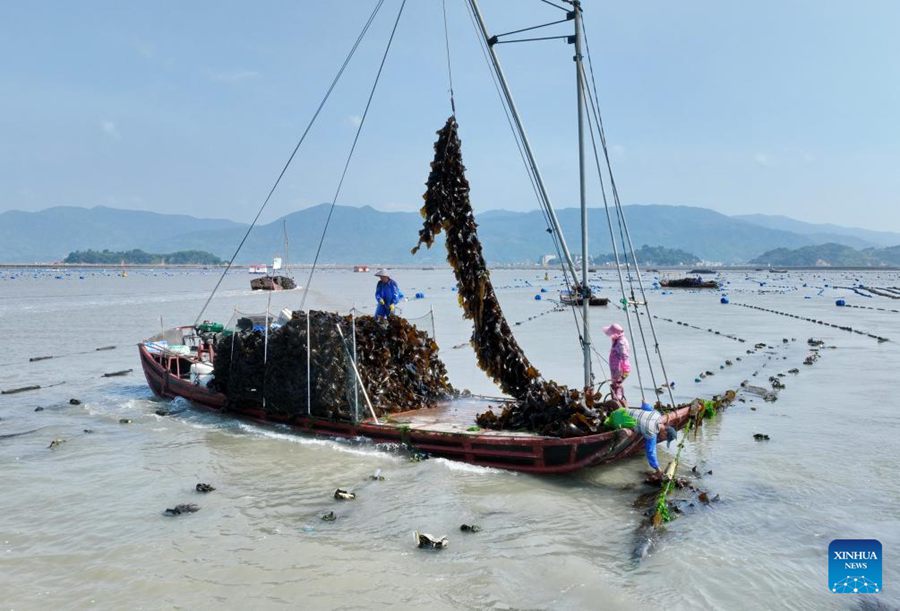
[[386, 397, 541, 437]]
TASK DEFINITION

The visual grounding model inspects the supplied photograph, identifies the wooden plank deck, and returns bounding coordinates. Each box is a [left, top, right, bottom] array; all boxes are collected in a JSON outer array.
[[385, 397, 540, 437]]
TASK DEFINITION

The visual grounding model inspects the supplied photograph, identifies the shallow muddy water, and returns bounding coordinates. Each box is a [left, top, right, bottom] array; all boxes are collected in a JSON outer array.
[[1, 267, 898, 609]]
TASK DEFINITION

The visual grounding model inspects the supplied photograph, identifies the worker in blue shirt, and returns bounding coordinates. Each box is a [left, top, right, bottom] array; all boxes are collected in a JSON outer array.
[[374, 268, 401, 319], [625, 402, 677, 474]]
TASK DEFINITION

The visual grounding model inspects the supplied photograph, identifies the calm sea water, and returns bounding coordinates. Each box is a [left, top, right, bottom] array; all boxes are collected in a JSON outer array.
[[1, 267, 898, 610]]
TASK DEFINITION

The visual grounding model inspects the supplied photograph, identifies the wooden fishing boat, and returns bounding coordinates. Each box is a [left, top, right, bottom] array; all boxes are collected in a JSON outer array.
[[250, 223, 296, 291], [139, 1, 710, 475], [660, 277, 719, 289], [250, 275, 296, 291], [559, 290, 609, 306], [138, 331, 693, 474]]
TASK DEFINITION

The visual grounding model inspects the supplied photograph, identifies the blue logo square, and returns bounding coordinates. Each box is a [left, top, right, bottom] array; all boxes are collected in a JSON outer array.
[[829, 539, 882, 594]]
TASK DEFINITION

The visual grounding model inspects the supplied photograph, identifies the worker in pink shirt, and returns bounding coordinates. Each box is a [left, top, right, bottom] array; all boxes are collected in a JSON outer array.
[[603, 323, 631, 405]]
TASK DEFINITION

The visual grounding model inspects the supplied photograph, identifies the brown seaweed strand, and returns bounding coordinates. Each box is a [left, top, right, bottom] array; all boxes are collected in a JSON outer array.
[[413, 117, 541, 399]]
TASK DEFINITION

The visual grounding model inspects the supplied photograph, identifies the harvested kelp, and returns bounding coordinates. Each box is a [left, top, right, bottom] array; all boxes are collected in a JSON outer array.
[[412, 117, 619, 435], [211, 310, 453, 420], [413, 116, 541, 400]]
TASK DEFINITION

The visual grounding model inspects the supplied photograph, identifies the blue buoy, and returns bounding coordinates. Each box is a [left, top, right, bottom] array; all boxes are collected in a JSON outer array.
[[415, 292, 425, 299], [534, 294, 542, 301], [720, 296, 729, 304], [540, 288, 547, 293], [836, 298, 846, 307]]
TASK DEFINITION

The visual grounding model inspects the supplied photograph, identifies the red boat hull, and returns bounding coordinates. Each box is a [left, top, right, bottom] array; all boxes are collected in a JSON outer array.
[[138, 344, 692, 474]]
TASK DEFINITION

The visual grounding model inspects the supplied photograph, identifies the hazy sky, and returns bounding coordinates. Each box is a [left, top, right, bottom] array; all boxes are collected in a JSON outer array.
[[3, 1, 899, 231]]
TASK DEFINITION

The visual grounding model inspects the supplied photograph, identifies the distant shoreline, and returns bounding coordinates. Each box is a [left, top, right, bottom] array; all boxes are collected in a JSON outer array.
[[2, 263, 898, 271]]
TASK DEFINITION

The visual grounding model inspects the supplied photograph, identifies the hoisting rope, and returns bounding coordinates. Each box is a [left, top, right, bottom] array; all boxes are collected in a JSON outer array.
[[299, 0, 408, 311], [192, 0, 386, 326], [442, 0, 456, 115]]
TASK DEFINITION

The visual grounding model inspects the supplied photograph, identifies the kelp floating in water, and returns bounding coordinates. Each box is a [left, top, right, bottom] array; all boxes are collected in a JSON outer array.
[[212, 311, 453, 421]]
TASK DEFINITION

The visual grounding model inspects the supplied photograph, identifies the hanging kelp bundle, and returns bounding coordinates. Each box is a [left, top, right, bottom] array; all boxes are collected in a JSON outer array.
[[413, 116, 542, 399], [211, 311, 453, 420], [412, 117, 620, 436]]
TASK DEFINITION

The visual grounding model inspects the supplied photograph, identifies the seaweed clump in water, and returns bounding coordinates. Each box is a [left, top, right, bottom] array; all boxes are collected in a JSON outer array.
[[211, 311, 453, 421], [412, 117, 612, 436]]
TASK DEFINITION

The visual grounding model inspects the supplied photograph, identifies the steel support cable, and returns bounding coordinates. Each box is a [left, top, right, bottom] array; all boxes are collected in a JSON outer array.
[[462, 0, 585, 351], [442, 0, 456, 114], [581, 28, 677, 408], [192, 0, 386, 326], [579, 83, 646, 402], [579, 67, 658, 402], [466, 0, 581, 291], [463, 0, 570, 290], [577, 63, 659, 395], [300, 0, 408, 311], [492, 18, 571, 41], [538, 0, 570, 12], [564, 45, 645, 400]]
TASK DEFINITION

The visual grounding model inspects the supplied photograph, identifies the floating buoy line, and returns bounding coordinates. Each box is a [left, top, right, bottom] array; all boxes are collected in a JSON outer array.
[[732, 303, 890, 343], [0, 344, 119, 368]]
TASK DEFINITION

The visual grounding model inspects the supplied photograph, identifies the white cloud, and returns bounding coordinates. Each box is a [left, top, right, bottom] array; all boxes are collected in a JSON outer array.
[[101, 120, 121, 140], [753, 152, 771, 167], [347, 115, 363, 127], [210, 70, 261, 83]]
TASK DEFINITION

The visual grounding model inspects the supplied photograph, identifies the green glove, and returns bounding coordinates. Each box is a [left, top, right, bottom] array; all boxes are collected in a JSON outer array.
[[603, 408, 637, 430]]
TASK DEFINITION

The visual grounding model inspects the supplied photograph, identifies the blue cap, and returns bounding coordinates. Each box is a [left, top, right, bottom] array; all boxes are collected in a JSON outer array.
[[641, 401, 653, 411]]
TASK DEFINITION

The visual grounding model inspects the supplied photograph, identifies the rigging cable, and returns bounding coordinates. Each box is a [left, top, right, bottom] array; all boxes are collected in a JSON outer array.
[[584, 73, 660, 397], [300, 0, 408, 311], [463, 0, 604, 384], [582, 22, 678, 408], [192, 0, 387, 326], [462, 0, 590, 371], [442, 0, 456, 115]]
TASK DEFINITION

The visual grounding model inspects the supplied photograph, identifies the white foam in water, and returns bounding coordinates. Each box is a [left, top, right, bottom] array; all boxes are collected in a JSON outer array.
[[233, 421, 403, 461], [433, 457, 508, 475]]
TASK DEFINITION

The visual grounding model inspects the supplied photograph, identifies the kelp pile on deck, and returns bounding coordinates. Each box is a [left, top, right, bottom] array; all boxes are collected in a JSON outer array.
[[211, 311, 453, 420], [412, 117, 612, 436]]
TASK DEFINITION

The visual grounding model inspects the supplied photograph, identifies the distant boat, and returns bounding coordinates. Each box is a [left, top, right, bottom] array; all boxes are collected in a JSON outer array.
[[248, 264, 268, 274], [353, 265, 370, 273], [689, 268, 715, 274], [560, 290, 608, 306], [251, 221, 296, 291], [661, 277, 719, 289]]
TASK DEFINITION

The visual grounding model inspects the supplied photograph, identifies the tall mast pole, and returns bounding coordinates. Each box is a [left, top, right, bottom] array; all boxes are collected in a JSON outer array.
[[573, 1, 592, 389], [467, 0, 580, 289]]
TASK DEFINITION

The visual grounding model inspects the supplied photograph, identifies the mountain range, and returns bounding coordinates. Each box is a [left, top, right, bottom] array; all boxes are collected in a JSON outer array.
[[1, 204, 899, 265]]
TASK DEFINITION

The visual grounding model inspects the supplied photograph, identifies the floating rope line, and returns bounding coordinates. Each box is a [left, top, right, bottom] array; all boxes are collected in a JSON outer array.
[[841, 303, 900, 314], [0, 345, 119, 368], [732, 302, 890, 342], [638, 312, 749, 344]]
